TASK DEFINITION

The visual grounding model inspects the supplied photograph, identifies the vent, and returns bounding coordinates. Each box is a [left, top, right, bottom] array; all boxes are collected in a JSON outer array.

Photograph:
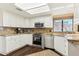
[[16, 7, 23, 11]]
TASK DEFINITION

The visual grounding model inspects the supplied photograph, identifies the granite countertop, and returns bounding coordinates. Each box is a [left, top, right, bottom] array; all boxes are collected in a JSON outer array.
[[0, 33, 32, 36], [65, 34, 79, 41]]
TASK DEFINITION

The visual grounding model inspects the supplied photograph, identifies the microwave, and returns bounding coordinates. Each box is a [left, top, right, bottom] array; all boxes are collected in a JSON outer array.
[[35, 23, 44, 28]]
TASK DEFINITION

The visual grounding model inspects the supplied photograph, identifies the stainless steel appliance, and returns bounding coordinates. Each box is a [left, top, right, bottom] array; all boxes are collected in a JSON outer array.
[[35, 23, 44, 28], [33, 33, 44, 49]]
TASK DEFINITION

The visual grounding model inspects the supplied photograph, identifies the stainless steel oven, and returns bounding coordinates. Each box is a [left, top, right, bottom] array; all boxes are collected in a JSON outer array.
[[33, 33, 45, 49], [33, 33, 42, 45]]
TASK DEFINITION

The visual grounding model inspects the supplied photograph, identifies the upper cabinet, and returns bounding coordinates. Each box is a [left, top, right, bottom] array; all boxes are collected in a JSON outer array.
[[0, 11, 3, 26], [3, 11, 29, 28], [74, 4, 79, 25], [0, 10, 53, 28], [0, 11, 29, 28], [29, 15, 53, 28]]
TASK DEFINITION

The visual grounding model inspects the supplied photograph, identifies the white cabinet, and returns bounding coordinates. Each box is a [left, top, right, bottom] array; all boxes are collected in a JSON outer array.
[[0, 36, 6, 55], [43, 16, 53, 28], [30, 15, 53, 28], [74, 4, 79, 18], [44, 34, 54, 49], [0, 11, 3, 26], [25, 19, 31, 28], [54, 36, 68, 55], [6, 36, 18, 53], [68, 42, 79, 56], [0, 11, 53, 28], [20, 34, 33, 45], [5, 34, 32, 54], [74, 4, 79, 25], [2, 11, 29, 28]]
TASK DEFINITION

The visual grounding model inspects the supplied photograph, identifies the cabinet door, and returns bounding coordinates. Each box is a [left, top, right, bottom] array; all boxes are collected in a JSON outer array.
[[0, 36, 6, 54], [24, 34, 32, 45], [24, 19, 30, 28], [54, 36, 68, 55], [45, 35, 54, 49], [6, 36, 18, 53], [19, 34, 32, 45], [6, 34, 33, 53], [3, 11, 26, 27], [44, 16, 53, 28]]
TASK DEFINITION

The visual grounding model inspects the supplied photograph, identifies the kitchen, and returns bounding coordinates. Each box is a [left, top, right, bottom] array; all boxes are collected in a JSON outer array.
[[0, 3, 79, 56]]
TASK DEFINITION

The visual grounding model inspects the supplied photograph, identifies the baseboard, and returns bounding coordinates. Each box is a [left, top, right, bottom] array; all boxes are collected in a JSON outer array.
[[44, 47, 63, 56]]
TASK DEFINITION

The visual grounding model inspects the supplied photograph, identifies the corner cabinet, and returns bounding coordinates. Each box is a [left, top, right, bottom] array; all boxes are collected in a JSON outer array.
[[54, 36, 68, 55]]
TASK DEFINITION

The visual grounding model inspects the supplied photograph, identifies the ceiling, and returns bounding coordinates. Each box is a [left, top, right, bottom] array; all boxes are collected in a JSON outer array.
[[0, 3, 74, 18]]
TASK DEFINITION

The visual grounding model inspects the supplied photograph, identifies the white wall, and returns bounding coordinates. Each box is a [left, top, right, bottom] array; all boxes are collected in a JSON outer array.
[[52, 4, 74, 15]]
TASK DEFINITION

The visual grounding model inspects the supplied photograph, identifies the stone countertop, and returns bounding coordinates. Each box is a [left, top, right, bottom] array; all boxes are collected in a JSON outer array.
[[0, 33, 32, 37], [65, 34, 79, 41]]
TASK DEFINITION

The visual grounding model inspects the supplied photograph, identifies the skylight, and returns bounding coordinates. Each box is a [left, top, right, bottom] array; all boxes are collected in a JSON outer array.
[[15, 3, 47, 10], [14, 3, 50, 14], [26, 5, 50, 14]]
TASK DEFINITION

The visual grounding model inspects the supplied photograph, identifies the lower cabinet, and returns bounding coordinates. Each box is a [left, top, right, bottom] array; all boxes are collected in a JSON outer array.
[[5, 34, 32, 54], [54, 36, 68, 56], [0, 36, 6, 55], [68, 41, 79, 56], [44, 34, 54, 49]]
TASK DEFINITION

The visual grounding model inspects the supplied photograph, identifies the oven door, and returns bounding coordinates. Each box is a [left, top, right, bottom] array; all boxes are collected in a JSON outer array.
[[33, 35, 42, 45]]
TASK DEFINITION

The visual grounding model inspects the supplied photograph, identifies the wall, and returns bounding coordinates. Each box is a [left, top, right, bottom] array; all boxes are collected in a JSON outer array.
[[52, 4, 74, 16]]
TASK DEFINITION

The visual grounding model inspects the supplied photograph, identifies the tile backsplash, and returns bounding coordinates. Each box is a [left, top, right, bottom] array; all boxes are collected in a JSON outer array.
[[0, 27, 16, 35], [0, 27, 53, 35]]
